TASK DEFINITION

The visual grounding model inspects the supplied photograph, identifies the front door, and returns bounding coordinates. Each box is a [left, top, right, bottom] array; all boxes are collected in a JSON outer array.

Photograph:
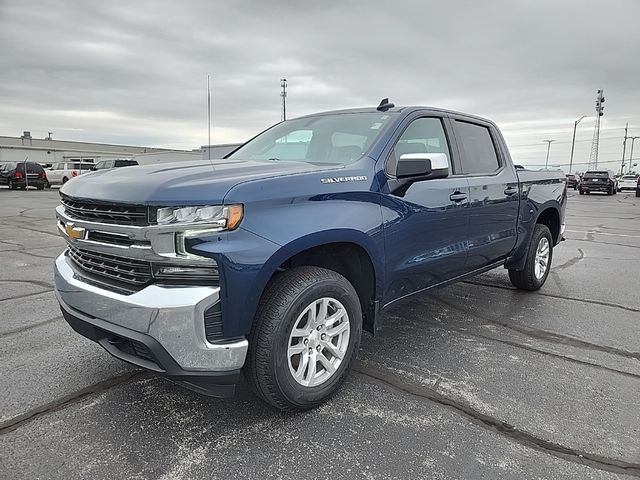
[[380, 116, 470, 305]]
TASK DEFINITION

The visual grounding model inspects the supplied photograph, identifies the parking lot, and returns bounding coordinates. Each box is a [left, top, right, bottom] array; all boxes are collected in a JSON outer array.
[[0, 186, 639, 479]]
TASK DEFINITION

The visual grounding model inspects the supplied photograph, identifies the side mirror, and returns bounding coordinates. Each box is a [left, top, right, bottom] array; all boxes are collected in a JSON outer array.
[[396, 153, 449, 180]]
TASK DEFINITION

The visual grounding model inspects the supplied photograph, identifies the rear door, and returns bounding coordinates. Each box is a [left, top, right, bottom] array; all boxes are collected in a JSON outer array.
[[450, 117, 519, 271], [381, 114, 470, 304]]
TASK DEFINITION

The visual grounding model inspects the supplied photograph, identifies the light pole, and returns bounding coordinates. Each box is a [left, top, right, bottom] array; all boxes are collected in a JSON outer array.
[[569, 116, 587, 173], [543, 140, 555, 169], [629, 136, 639, 174], [621, 123, 629, 175], [280, 78, 287, 121]]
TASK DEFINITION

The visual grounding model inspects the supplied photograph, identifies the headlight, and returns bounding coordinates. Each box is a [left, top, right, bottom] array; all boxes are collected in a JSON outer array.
[[156, 204, 243, 230]]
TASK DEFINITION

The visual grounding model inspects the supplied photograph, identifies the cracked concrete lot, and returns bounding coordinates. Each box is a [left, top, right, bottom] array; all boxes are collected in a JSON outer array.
[[1, 186, 639, 479]]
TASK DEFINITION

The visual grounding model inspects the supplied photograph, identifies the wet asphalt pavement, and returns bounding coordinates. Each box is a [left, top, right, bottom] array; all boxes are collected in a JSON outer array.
[[1, 186, 639, 479]]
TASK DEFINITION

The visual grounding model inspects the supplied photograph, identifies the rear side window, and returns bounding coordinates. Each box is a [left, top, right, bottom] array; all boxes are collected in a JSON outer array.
[[455, 121, 500, 174]]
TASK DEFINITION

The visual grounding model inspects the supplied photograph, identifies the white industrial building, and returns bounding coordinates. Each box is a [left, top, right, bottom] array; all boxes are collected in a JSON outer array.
[[0, 131, 243, 167], [0, 131, 196, 165]]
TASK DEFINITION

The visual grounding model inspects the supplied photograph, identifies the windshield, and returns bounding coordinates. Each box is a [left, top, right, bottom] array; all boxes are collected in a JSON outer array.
[[621, 175, 636, 180], [583, 171, 609, 178], [227, 112, 395, 165]]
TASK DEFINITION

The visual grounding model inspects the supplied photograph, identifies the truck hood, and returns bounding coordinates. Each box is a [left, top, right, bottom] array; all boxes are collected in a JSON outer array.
[[60, 159, 335, 205]]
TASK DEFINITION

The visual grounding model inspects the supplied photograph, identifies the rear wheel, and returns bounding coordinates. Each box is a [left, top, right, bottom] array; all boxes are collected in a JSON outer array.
[[508, 224, 553, 291], [579, 188, 584, 195], [9, 180, 16, 190], [62, 176, 69, 184], [244, 266, 362, 411]]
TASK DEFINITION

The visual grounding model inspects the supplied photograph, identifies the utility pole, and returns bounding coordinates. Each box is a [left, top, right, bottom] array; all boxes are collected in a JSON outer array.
[[543, 140, 555, 169], [207, 74, 211, 161], [280, 78, 287, 121], [569, 115, 587, 173], [620, 123, 628, 175], [629, 136, 639, 174], [588, 89, 605, 169], [23, 156, 29, 190]]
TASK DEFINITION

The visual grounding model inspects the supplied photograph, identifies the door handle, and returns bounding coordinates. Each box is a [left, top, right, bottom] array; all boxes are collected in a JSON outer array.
[[449, 192, 468, 202], [504, 186, 518, 196]]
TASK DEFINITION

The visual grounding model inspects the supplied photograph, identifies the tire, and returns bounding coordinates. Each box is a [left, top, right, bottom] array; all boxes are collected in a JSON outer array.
[[579, 189, 584, 195], [636, 190, 640, 198], [37, 184, 44, 190], [607, 187, 612, 195], [9, 180, 16, 190], [508, 224, 553, 291], [62, 176, 69, 184], [244, 266, 362, 412]]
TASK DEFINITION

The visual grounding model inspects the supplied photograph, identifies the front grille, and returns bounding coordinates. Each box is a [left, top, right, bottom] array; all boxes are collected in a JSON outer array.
[[61, 195, 149, 226], [67, 245, 152, 289], [86, 230, 136, 247]]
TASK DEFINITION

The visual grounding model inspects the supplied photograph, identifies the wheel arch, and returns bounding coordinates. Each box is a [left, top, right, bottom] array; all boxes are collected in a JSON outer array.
[[505, 203, 561, 272], [254, 230, 383, 334]]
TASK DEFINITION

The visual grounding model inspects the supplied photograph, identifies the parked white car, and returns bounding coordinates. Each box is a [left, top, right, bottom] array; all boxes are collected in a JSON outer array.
[[618, 175, 639, 192], [92, 159, 138, 170], [47, 162, 94, 185]]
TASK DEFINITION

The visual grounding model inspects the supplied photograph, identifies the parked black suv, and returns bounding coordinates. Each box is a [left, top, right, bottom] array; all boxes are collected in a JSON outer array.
[[0, 161, 49, 190], [579, 170, 618, 195]]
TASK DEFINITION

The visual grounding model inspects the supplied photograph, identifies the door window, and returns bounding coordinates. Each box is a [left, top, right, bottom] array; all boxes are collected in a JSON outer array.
[[455, 121, 500, 174], [387, 117, 451, 176]]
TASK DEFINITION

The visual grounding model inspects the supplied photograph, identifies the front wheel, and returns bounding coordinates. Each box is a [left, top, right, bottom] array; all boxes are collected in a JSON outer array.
[[508, 224, 553, 291], [579, 189, 584, 195], [244, 266, 362, 411]]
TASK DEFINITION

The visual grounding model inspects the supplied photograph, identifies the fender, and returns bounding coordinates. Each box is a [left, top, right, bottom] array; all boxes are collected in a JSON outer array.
[[247, 228, 384, 333]]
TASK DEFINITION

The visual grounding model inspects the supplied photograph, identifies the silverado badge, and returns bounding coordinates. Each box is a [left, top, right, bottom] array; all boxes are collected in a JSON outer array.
[[320, 175, 368, 184]]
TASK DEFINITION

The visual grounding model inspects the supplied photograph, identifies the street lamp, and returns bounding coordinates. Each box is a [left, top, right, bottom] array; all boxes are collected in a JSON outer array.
[[543, 140, 555, 169], [629, 136, 639, 174], [569, 115, 587, 173]]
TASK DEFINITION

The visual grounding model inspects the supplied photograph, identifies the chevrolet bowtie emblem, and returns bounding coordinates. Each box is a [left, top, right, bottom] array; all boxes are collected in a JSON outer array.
[[64, 222, 86, 240]]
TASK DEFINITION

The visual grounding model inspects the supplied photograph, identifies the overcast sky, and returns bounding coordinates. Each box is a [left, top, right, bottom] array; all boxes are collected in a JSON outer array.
[[1, 0, 639, 171]]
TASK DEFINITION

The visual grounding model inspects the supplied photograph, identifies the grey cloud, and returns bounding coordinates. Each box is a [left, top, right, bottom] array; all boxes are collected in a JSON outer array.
[[1, 0, 639, 169]]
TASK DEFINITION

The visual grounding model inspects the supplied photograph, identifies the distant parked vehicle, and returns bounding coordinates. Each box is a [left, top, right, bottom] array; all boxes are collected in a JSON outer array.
[[0, 161, 48, 190], [617, 175, 638, 192], [565, 174, 578, 189], [91, 159, 138, 170], [47, 162, 94, 185], [579, 170, 618, 195]]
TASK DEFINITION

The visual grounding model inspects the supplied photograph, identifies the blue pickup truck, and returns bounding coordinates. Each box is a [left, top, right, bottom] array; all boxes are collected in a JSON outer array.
[[54, 100, 566, 411]]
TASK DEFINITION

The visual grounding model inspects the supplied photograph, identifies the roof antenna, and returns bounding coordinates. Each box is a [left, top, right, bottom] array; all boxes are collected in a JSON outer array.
[[377, 98, 394, 111]]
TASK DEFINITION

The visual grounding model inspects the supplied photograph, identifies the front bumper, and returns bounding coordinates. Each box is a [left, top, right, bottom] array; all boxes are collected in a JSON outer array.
[[54, 252, 248, 397]]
